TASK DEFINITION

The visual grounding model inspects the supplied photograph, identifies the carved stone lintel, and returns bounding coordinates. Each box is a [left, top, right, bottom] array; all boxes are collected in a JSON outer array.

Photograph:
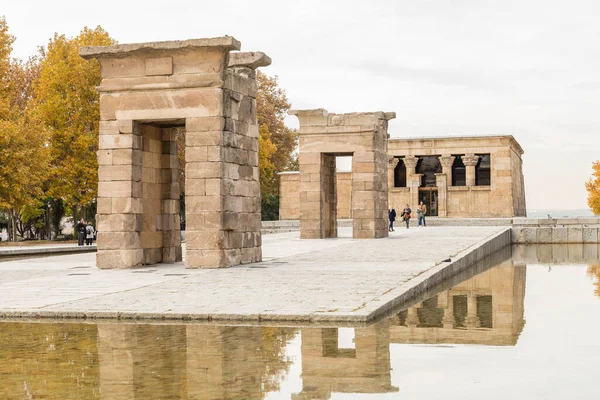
[[462, 154, 480, 167]]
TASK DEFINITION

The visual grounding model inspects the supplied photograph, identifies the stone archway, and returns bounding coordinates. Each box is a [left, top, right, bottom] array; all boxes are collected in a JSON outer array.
[[289, 109, 395, 239], [81, 37, 270, 269]]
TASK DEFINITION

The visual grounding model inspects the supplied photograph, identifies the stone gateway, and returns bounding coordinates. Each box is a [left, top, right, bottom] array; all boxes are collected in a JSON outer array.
[[81, 37, 270, 269], [290, 109, 396, 239]]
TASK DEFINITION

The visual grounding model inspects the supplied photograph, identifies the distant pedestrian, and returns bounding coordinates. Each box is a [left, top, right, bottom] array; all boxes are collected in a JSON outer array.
[[388, 207, 397, 232], [85, 222, 95, 246], [77, 219, 86, 246], [401, 204, 412, 229], [417, 201, 428, 227]]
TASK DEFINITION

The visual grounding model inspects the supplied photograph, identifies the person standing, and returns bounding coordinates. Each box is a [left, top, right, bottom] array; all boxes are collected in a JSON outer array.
[[85, 222, 95, 245], [417, 201, 428, 227], [388, 207, 397, 232], [401, 204, 412, 229], [76, 218, 86, 246]]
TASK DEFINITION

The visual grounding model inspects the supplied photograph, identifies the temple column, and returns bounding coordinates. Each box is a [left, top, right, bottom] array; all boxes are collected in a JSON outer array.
[[442, 292, 455, 329], [435, 173, 447, 217], [403, 156, 420, 208], [406, 307, 419, 328], [439, 155, 455, 187], [403, 156, 418, 181], [463, 154, 479, 215], [465, 293, 480, 329], [463, 154, 480, 187], [387, 157, 399, 190]]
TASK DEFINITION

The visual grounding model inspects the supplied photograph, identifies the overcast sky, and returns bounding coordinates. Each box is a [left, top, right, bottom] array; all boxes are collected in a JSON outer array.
[[3, 0, 599, 211]]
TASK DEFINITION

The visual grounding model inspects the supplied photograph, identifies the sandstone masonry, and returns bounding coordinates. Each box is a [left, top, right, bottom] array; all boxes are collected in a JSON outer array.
[[81, 37, 269, 269]]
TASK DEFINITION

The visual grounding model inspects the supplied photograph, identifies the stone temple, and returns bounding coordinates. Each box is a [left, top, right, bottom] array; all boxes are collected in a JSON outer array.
[[81, 37, 269, 269], [280, 135, 526, 220]]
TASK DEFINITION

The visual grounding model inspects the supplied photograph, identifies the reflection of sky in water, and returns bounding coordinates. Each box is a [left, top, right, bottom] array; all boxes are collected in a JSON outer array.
[[1, 246, 600, 399]]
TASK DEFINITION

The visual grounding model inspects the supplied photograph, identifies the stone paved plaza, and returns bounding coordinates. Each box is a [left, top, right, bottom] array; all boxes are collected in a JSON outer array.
[[0, 226, 509, 322]]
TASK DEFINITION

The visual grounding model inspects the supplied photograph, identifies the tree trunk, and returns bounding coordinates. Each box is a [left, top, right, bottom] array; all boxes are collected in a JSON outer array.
[[10, 208, 17, 242]]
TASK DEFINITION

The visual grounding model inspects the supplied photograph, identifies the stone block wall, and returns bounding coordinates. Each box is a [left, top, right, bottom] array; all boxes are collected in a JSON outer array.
[[279, 171, 352, 220]]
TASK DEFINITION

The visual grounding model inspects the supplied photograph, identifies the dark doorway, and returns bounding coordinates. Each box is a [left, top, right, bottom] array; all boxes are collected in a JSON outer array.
[[419, 188, 438, 216], [393, 158, 407, 187]]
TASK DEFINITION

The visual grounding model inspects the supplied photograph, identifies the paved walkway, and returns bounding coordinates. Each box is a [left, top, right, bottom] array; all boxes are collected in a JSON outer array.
[[0, 226, 508, 322]]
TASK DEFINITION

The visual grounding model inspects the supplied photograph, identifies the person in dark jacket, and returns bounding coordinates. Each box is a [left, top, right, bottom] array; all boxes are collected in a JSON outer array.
[[388, 207, 397, 232], [76, 219, 86, 246]]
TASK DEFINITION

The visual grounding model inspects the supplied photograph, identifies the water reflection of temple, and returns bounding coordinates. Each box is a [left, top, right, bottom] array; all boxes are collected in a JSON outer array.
[[1, 250, 531, 399], [389, 257, 526, 346]]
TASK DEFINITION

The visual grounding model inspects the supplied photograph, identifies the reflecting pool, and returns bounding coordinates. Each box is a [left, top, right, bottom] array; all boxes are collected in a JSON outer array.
[[1, 244, 599, 399]]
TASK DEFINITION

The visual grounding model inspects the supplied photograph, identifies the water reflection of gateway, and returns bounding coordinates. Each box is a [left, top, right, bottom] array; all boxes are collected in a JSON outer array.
[[293, 322, 399, 399], [389, 255, 526, 346], [97, 325, 266, 400]]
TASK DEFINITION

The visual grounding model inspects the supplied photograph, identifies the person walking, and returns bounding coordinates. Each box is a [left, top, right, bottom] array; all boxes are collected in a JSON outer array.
[[388, 207, 397, 232], [76, 218, 86, 246], [85, 222, 95, 246], [417, 201, 428, 227], [401, 204, 412, 229]]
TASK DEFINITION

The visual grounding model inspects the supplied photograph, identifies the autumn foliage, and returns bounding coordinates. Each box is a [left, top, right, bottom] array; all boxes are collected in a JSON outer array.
[[585, 161, 600, 215], [0, 15, 298, 239], [0, 16, 114, 240]]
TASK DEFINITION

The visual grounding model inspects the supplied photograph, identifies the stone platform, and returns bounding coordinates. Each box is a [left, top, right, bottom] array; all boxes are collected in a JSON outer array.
[[0, 226, 510, 323]]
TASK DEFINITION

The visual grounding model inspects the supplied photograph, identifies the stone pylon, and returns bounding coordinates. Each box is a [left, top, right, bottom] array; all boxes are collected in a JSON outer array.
[[81, 37, 269, 269], [289, 109, 395, 239]]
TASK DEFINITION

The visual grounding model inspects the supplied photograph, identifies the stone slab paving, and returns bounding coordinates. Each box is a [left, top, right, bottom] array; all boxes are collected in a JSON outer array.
[[0, 226, 508, 322]]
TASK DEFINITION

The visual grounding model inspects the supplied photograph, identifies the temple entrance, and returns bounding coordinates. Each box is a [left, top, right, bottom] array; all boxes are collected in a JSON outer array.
[[419, 188, 438, 216]]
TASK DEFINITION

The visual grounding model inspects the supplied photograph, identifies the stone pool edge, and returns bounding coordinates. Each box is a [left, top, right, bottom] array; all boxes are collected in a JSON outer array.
[[0, 228, 512, 324]]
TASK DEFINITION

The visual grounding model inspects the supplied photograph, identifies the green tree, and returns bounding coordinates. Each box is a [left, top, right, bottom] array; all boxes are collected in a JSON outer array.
[[586, 161, 600, 215], [31, 26, 115, 222]]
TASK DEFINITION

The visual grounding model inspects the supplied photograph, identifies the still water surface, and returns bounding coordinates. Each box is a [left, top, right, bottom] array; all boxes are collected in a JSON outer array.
[[1, 244, 599, 399]]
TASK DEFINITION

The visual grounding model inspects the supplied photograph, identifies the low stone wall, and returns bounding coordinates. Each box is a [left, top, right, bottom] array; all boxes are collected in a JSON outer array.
[[512, 218, 600, 244]]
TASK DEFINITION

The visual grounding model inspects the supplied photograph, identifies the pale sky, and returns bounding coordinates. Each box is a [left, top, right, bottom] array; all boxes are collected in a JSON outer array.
[[3, 0, 599, 210]]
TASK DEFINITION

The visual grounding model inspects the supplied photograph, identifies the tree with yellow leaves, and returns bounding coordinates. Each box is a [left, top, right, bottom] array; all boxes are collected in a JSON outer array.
[[0, 16, 12, 120], [31, 26, 115, 222], [585, 161, 600, 215], [0, 16, 48, 240]]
